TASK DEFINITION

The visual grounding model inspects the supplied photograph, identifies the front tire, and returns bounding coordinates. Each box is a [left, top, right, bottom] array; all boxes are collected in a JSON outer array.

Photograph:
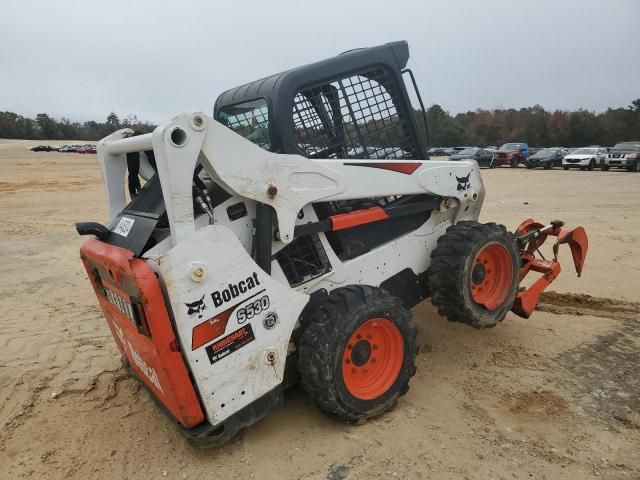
[[297, 286, 417, 423], [627, 159, 640, 172], [563, 165, 570, 170], [601, 164, 610, 171], [428, 222, 520, 329], [510, 158, 518, 168], [587, 159, 595, 171]]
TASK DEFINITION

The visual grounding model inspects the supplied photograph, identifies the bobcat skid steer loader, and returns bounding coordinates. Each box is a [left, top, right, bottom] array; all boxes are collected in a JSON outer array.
[[76, 41, 588, 447]]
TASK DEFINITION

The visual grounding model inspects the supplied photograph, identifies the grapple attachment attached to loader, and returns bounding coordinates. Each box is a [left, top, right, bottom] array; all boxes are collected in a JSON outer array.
[[512, 219, 589, 318]]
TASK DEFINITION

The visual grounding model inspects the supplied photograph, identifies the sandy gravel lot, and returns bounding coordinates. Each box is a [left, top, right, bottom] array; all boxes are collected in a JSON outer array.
[[0, 139, 638, 479]]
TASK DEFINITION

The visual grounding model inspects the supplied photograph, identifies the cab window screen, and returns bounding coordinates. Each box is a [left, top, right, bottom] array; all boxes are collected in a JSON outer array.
[[292, 68, 416, 160], [218, 99, 271, 151]]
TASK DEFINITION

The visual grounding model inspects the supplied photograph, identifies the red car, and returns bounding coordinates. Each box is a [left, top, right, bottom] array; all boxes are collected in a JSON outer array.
[[78, 145, 97, 154], [495, 142, 529, 167]]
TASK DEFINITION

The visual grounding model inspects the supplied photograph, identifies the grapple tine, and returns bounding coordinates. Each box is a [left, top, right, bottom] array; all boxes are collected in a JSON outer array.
[[512, 219, 588, 319], [557, 226, 588, 277]]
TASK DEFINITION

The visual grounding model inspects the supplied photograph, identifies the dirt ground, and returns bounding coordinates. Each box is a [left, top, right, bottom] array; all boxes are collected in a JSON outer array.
[[1, 139, 638, 480]]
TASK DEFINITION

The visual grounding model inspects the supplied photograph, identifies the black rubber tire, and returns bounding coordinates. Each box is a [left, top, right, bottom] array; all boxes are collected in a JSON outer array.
[[627, 159, 640, 172], [587, 159, 595, 171], [526, 164, 533, 169], [544, 162, 552, 170], [510, 158, 518, 168], [601, 165, 610, 171], [427, 221, 520, 329], [297, 285, 417, 424], [580, 166, 586, 171], [563, 166, 570, 170]]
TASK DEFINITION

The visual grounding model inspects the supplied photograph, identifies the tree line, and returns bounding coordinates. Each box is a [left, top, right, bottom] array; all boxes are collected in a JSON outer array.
[[1, 99, 639, 148], [0, 112, 155, 141], [419, 99, 640, 148]]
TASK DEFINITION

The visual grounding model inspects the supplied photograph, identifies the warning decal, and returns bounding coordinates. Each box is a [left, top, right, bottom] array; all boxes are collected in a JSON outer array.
[[205, 324, 255, 365]]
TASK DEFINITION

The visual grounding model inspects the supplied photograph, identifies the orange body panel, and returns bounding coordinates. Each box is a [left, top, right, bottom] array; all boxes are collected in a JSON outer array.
[[80, 239, 204, 428]]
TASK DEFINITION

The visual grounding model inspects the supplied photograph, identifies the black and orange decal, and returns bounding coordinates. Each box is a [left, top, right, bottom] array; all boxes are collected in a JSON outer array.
[[205, 325, 255, 365]]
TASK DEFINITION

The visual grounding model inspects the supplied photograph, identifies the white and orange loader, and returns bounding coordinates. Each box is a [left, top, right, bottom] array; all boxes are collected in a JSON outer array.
[[76, 42, 588, 447]]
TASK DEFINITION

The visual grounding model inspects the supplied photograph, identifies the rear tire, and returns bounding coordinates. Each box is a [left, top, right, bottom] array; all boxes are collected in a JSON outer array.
[[297, 285, 417, 423], [544, 162, 552, 170], [427, 221, 520, 329]]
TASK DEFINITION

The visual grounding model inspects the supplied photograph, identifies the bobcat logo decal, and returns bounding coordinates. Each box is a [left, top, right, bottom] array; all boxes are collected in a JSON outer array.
[[185, 295, 207, 319], [456, 172, 471, 192]]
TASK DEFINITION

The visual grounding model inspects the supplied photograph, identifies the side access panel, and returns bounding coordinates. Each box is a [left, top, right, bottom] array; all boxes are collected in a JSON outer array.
[[80, 239, 204, 428], [155, 225, 308, 426]]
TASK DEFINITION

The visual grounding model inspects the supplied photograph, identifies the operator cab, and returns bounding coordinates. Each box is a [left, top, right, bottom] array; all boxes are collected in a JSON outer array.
[[214, 41, 429, 161]]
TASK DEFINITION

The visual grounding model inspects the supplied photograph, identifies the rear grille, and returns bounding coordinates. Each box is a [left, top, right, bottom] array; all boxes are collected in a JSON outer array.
[[275, 234, 331, 287], [104, 288, 139, 323], [292, 68, 417, 160]]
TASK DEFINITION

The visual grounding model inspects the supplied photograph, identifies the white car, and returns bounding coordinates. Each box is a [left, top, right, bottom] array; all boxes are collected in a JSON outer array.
[[562, 147, 607, 171]]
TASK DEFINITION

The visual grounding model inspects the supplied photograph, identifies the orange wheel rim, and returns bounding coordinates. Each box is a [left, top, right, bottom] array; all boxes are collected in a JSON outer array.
[[471, 242, 513, 310], [342, 318, 404, 400]]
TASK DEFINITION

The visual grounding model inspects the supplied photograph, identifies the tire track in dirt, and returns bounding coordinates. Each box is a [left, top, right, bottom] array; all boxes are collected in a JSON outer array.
[[537, 291, 640, 320], [534, 292, 640, 430]]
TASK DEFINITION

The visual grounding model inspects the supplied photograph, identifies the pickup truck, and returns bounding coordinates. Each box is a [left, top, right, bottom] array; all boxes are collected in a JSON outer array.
[[495, 142, 529, 167], [602, 142, 640, 172]]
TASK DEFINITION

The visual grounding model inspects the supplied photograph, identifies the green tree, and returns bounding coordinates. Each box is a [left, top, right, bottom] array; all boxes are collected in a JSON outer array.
[[36, 113, 59, 139], [106, 112, 120, 130]]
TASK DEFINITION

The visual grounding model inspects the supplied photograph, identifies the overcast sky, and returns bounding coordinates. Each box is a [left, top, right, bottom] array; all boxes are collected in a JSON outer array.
[[1, 0, 639, 123]]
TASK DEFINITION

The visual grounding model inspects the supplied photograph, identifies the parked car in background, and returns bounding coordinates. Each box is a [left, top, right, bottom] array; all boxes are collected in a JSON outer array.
[[30, 145, 53, 152], [603, 142, 640, 172], [76, 144, 96, 153], [562, 147, 607, 171], [451, 146, 472, 153], [449, 147, 497, 168], [57, 144, 76, 152], [78, 145, 97, 154], [524, 148, 568, 169], [428, 147, 450, 157], [495, 142, 529, 167], [443, 148, 457, 156]]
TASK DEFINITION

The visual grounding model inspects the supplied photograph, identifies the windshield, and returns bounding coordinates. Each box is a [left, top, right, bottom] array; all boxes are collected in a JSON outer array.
[[531, 149, 554, 158], [499, 143, 520, 150], [218, 98, 271, 150], [457, 148, 478, 155], [612, 143, 640, 152], [571, 148, 597, 155]]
